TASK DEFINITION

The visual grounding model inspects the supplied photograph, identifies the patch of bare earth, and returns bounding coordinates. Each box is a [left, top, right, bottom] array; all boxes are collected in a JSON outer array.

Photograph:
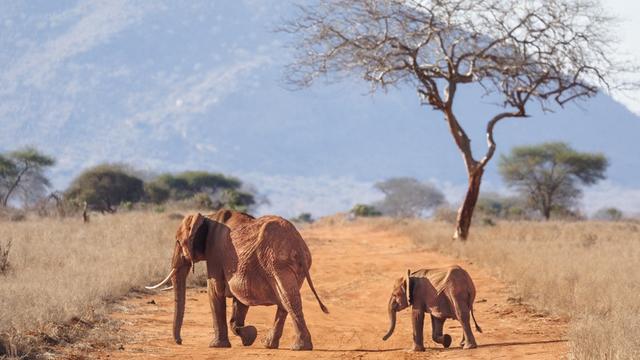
[[93, 221, 567, 359]]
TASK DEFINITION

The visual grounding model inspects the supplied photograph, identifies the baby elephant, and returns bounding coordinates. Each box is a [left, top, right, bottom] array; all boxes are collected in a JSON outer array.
[[382, 265, 482, 351]]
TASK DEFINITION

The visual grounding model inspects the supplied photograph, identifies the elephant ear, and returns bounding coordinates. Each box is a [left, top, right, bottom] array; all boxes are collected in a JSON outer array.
[[406, 269, 413, 305], [176, 213, 208, 263]]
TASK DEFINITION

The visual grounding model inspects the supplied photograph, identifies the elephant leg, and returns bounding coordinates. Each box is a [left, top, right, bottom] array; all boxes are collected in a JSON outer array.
[[448, 289, 476, 349], [207, 277, 231, 348], [262, 306, 288, 349], [274, 271, 313, 351], [431, 315, 452, 348], [453, 297, 477, 349], [411, 308, 426, 352], [459, 310, 477, 349], [230, 298, 257, 346]]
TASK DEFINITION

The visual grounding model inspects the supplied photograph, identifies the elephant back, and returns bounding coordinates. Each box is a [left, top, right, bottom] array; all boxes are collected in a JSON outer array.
[[413, 265, 467, 296], [233, 216, 311, 274]]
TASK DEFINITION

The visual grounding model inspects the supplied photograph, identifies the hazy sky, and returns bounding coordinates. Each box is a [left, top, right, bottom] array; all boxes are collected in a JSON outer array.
[[603, 0, 640, 113], [1, 0, 639, 217]]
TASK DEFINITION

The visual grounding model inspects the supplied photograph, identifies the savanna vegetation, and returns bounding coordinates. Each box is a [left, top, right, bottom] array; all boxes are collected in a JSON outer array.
[[499, 142, 608, 219], [1, 140, 630, 358], [0, 147, 260, 223], [0, 213, 174, 357], [0, 147, 55, 208], [1, 213, 638, 358]]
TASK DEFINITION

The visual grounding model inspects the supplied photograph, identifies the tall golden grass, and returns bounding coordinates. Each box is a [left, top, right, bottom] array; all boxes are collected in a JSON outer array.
[[394, 219, 640, 359], [0, 212, 193, 356]]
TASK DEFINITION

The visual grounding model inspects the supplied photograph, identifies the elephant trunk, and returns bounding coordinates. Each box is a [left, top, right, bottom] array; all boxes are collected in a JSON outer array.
[[382, 299, 398, 341], [172, 264, 190, 345]]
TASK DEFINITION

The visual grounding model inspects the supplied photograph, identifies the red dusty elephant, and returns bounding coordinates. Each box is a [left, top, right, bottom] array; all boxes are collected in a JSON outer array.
[[382, 265, 482, 351], [147, 209, 328, 350]]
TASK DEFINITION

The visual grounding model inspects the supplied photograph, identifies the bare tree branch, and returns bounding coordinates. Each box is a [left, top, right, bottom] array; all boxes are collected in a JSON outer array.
[[280, 0, 634, 239]]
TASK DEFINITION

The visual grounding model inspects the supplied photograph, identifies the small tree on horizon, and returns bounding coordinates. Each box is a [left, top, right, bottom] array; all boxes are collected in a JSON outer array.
[[593, 207, 624, 221], [498, 142, 607, 220], [281, 0, 633, 240], [351, 203, 382, 217], [0, 147, 55, 207], [65, 164, 145, 213], [147, 171, 242, 201], [375, 177, 445, 218]]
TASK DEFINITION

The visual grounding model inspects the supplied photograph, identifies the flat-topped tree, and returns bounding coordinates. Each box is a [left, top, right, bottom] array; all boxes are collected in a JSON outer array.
[[281, 0, 630, 240], [1, 147, 55, 207]]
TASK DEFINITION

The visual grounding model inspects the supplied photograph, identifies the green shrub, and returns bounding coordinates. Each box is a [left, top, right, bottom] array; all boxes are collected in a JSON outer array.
[[292, 212, 314, 223], [65, 164, 144, 213], [153, 205, 165, 213], [593, 207, 624, 221], [192, 192, 214, 210], [0, 239, 11, 275], [350, 204, 381, 217]]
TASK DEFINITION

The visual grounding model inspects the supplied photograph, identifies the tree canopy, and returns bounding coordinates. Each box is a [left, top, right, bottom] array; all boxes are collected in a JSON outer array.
[[146, 171, 242, 201], [282, 0, 631, 239], [144, 171, 256, 211], [351, 204, 382, 217], [65, 164, 145, 213], [0, 147, 55, 207], [499, 142, 608, 219], [375, 177, 445, 217]]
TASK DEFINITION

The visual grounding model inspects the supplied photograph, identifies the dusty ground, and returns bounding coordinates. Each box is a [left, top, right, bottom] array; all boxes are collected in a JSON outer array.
[[96, 221, 567, 359]]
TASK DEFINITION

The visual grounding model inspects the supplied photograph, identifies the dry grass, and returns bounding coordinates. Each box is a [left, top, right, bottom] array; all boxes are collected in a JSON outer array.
[[0, 211, 206, 358], [392, 219, 640, 359]]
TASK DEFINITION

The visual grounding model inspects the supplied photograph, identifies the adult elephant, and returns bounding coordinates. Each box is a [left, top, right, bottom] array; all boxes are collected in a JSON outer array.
[[146, 209, 328, 350]]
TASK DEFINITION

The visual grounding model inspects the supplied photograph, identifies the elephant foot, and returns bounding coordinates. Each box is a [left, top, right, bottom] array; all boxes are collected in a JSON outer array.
[[291, 337, 313, 351], [209, 338, 231, 348], [262, 334, 280, 349], [235, 326, 257, 346], [463, 342, 477, 350], [410, 344, 426, 352], [443, 334, 452, 348]]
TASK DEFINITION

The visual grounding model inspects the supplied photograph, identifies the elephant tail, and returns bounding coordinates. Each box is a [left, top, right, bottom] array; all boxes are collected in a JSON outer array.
[[305, 268, 329, 314], [465, 270, 482, 333], [471, 304, 482, 333]]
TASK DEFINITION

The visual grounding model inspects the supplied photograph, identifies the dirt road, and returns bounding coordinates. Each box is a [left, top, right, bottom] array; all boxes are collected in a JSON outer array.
[[100, 221, 567, 359]]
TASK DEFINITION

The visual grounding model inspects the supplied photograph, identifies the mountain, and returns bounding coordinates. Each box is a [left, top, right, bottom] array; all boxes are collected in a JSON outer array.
[[1, 0, 639, 217]]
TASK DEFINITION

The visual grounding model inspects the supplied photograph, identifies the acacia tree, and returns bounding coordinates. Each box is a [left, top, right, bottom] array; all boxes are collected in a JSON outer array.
[[281, 0, 629, 240], [499, 142, 607, 219], [65, 164, 145, 213], [375, 177, 444, 217], [1, 147, 55, 207]]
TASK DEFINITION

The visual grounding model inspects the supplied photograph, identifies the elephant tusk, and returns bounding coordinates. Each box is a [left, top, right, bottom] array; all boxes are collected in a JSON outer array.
[[161, 286, 174, 291], [145, 268, 177, 290]]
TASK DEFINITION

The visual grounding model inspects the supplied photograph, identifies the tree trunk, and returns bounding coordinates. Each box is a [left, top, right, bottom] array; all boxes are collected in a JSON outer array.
[[2, 169, 27, 207], [453, 168, 484, 241], [82, 202, 89, 223]]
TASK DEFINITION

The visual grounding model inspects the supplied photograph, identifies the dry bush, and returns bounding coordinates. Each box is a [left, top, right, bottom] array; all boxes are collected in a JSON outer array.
[[0, 212, 185, 357], [394, 219, 640, 359], [0, 239, 11, 275]]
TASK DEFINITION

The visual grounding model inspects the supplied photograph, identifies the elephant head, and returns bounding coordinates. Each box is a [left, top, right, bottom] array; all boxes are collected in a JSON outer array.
[[382, 270, 412, 341], [146, 213, 211, 345]]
